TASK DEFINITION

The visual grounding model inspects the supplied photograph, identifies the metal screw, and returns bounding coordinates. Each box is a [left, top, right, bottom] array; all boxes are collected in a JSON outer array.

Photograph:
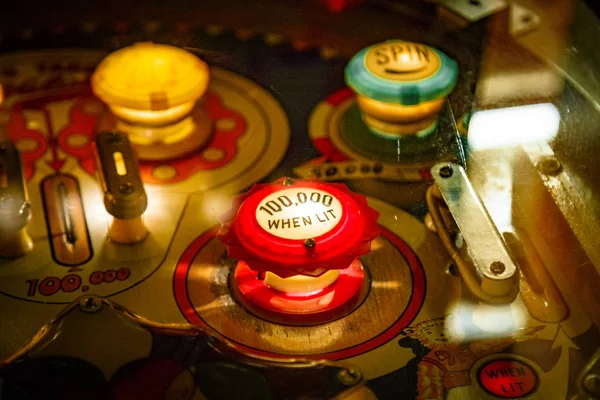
[[304, 238, 316, 248], [490, 261, 506, 275], [20, 201, 32, 215], [119, 182, 134, 194], [584, 374, 600, 393], [80, 296, 102, 313], [282, 177, 294, 186], [536, 156, 562, 176], [439, 165, 454, 178], [337, 369, 361, 386], [107, 131, 124, 144]]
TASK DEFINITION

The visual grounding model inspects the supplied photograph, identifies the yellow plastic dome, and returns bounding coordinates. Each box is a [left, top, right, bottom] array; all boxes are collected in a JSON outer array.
[[91, 42, 209, 111]]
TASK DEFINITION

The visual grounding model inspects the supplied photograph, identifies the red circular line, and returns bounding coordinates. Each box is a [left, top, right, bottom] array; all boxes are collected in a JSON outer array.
[[173, 226, 220, 328], [325, 87, 354, 106], [233, 259, 364, 315], [173, 224, 426, 360]]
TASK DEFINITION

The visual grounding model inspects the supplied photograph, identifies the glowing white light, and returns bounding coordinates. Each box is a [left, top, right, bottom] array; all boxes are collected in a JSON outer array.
[[446, 302, 528, 340], [111, 101, 195, 126], [472, 303, 516, 334], [468, 103, 560, 150]]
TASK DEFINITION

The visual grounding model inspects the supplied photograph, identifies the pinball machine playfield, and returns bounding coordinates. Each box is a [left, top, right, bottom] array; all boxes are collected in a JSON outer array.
[[0, 1, 600, 399]]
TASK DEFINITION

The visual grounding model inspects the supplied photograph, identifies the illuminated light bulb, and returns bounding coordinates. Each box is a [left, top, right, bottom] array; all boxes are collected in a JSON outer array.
[[110, 102, 196, 127], [92, 42, 209, 111], [119, 116, 196, 145], [91, 42, 212, 161], [472, 303, 516, 334], [447, 302, 528, 340], [468, 103, 560, 150]]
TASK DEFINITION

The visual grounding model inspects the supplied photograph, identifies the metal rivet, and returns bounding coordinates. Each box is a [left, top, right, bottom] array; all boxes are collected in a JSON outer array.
[[447, 263, 459, 277], [337, 369, 361, 386], [119, 182, 133, 194], [107, 132, 124, 144], [80, 297, 102, 313], [536, 156, 562, 176], [282, 177, 294, 186], [439, 165, 453, 178], [304, 238, 316, 248], [490, 261, 506, 275]]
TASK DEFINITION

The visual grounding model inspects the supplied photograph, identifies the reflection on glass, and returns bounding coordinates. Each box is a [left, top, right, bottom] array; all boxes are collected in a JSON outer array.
[[468, 103, 560, 150], [445, 302, 527, 341]]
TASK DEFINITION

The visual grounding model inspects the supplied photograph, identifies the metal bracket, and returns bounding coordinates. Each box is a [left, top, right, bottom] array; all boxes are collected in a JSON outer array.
[[0, 141, 31, 233], [437, 0, 507, 23], [95, 131, 147, 220], [577, 346, 600, 398], [430, 163, 519, 303], [510, 3, 540, 37]]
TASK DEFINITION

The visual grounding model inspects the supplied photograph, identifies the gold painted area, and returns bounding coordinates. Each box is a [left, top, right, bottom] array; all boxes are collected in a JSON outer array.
[[15, 138, 39, 152], [0, 228, 33, 258], [337, 386, 378, 400], [187, 235, 413, 355], [202, 148, 226, 162], [365, 41, 441, 82], [215, 118, 237, 131], [152, 165, 178, 181], [65, 134, 90, 148]]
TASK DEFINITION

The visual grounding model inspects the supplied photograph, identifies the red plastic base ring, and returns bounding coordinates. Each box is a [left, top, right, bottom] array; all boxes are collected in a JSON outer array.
[[232, 259, 366, 324]]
